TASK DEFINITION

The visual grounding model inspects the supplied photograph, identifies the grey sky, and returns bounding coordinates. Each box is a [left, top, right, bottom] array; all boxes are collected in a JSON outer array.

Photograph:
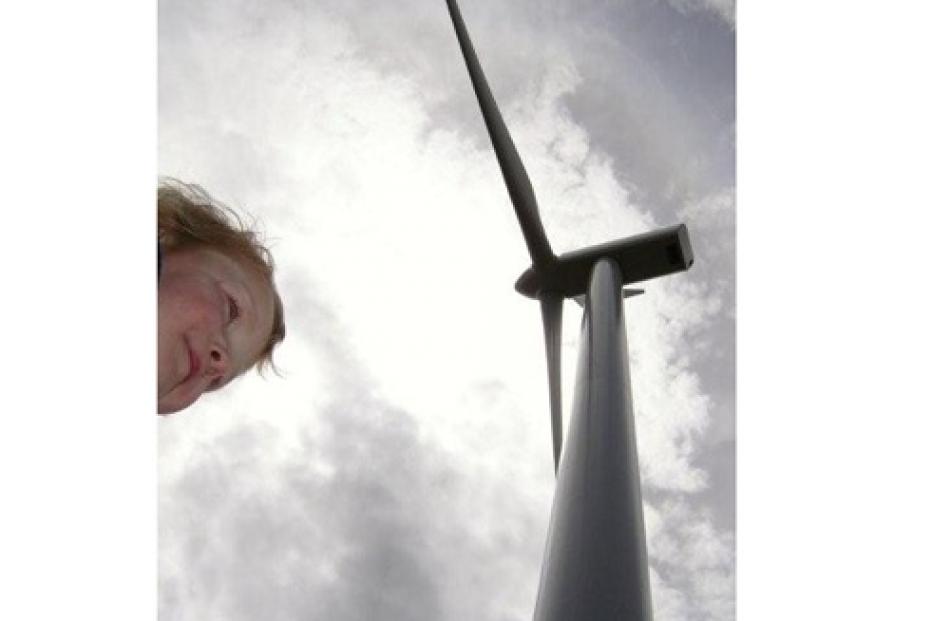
[[159, 1, 735, 619]]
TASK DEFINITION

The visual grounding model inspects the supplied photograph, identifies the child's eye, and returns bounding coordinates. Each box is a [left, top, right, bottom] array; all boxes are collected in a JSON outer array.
[[227, 296, 240, 324]]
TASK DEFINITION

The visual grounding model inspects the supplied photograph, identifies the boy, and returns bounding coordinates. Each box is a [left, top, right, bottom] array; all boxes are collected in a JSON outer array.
[[158, 180, 285, 415]]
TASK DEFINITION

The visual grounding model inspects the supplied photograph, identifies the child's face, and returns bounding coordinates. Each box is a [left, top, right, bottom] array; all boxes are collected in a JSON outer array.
[[158, 247, 276, 415]]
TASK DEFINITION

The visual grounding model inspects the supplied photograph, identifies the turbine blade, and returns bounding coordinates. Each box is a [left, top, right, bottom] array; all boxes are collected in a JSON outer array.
[[540, 293, 564, 473], [445, 0, 557, 268]]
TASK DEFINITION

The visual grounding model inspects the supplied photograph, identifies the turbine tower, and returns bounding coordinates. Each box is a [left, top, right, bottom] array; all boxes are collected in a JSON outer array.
[[444, 2, 694, 619]]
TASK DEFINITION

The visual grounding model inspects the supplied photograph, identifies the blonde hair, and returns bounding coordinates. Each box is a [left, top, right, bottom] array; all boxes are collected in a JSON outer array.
[[158, 178, 285, 373]]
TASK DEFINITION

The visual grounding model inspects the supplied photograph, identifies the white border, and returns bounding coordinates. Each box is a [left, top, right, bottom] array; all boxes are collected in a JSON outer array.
[[739, 1, 949, 618], [0, 2, 156, 618]]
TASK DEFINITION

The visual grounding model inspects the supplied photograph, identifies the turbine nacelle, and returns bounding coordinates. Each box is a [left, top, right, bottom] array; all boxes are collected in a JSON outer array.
[[514, 224, 694, 299]]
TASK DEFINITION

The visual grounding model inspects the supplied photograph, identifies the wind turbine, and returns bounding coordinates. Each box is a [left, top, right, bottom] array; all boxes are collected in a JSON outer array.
[[445, 2, 694, 619]]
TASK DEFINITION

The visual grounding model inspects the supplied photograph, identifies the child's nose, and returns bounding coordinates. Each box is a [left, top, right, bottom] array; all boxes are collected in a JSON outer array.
[[208, 344, 231, 378]]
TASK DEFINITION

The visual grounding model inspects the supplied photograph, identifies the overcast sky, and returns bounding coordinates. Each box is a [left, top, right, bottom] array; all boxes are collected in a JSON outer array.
[[158, 1, 735, 619]]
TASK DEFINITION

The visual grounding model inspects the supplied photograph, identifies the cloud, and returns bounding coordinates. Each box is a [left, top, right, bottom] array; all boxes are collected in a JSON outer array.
[[666, 0, 736, 28], [646, 499, 736, 621], [160, 293, 551, 621]]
